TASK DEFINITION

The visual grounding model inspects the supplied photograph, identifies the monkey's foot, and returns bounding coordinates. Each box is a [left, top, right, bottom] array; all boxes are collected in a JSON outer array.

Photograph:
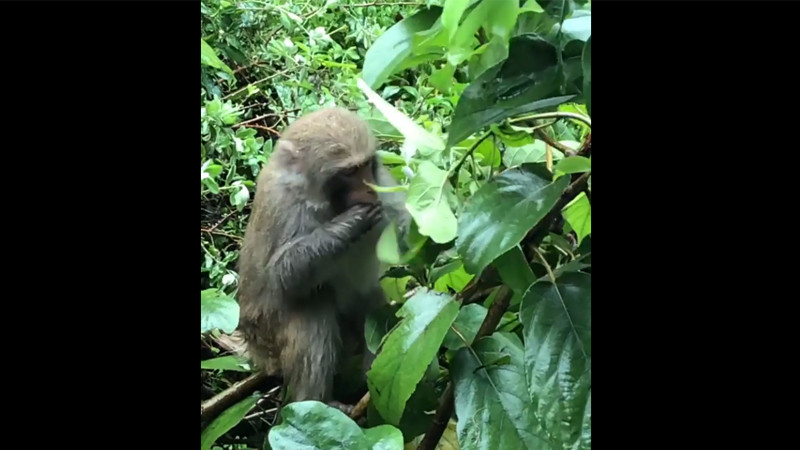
[[328, 400, 355, 416]]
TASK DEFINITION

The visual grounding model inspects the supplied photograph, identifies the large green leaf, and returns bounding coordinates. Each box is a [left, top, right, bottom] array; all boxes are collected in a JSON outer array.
[[201, 288, 239, 333], [200, 38, 234, 76], [494, 245, 537, 306], [452, 332, 553, 449], [443, 303, 488, 351], [520, 272, 591, 450], [201, 394, 258, 450], [362, 7, 442, 89], [456, 163, 570, 275], [367, 289, 459, 425], [447, 34, 574, 148], [405, 161, 458, 244], [562, 192, 591, 245], [268, 401, 403, 450]]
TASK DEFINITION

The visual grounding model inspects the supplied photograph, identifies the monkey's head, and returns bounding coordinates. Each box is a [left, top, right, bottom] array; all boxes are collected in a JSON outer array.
[[274, 107, 380, 213]]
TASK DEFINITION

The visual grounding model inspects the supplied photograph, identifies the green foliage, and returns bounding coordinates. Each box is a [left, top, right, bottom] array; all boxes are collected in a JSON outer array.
[[201, 394, 260, 450], [201, 0, 591, 448], [367, 289, 459, 425], [268, 401, 404, 450]]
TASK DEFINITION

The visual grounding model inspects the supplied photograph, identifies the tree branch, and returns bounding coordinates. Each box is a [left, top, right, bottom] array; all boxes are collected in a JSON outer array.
[[201, 371, 271, 427]]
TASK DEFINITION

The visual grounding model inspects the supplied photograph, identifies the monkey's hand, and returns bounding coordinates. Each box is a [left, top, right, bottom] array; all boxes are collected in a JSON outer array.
[[269, 203, 382, 298], [329, 203, 383, 242]]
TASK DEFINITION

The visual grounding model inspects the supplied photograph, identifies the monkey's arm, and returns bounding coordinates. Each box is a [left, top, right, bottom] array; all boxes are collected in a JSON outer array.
[[268, 204, 381, 298]]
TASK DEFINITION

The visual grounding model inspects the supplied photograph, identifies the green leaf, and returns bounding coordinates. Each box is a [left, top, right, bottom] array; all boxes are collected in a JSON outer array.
[[494, 245, 536, 305], [230, 185, 250, 210], [362, 7, 442, 89], [443, 303, 488, 351], [503, 140, 564, 168], [520, 272, 591, 450], [358, 78, 445, 157], [365, 303, 402, 354], [456, 163, 570, 275], [405, 161, 458, 244], [367, 289, 459, 425], [201, 38, 234, 76], [452, 332, 553, 449], [442, 0, 470, 41], [447, 34, 574, 148], [484, 0, 519, 41], [200, 355, 251, 372], [201, 289, 239, 333], [363, 425, 404, 450], [582, 36, 591, 115], [433, 263, 475, 293], [520, 0, 544, 13], [554, 156, 591, 175], [562, 11, 591, 43], [562, 192, 591, 245], [201, 394, 258, 450], [268, 401, 403, 450]]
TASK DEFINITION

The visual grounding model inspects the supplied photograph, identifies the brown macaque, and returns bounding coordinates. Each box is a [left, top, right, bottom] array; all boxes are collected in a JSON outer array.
[[236, 107, 408, 410]]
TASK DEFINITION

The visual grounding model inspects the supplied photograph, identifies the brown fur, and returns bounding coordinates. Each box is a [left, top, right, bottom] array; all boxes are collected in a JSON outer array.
[[236, 107, 406, 403]]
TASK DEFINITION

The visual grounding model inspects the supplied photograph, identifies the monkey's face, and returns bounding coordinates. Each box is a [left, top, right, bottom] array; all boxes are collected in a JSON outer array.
[[326, 157, 378, 214]]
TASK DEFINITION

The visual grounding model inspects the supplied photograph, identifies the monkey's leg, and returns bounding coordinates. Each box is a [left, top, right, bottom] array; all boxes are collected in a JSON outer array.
[[281, 305, 341, 403]]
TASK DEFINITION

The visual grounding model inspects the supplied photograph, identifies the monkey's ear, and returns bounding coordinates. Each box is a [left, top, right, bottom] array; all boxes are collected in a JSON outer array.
[[276, 139, 299, 157]]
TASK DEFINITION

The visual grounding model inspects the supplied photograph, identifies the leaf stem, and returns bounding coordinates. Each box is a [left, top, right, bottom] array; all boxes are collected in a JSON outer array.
[[510, 111, 592, 128]]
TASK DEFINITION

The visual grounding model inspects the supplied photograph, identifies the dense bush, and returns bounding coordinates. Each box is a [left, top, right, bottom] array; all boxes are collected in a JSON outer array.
[[201, 1, 591, 449]]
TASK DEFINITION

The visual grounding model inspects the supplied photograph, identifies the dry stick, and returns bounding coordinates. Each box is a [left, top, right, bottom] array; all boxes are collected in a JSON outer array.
[[201, 228, 243, 242], [417, 286, 512, 450], [534, 128, 576, 155], [243, 124, 280, 136], [349, 392, 371, 420], [201, 371, 270, 427]]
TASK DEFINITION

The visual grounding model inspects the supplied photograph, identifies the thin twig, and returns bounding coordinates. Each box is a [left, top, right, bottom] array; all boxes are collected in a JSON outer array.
[[208, 209, 238, 232], [448, 131, 492, 187], [233, 113, 277, 128], [243, 124, 280, 136], [535, 128, 577, 156], [349, 392, 371, 420], [201, 228, 243, 242], [222, 69, 292, 101]]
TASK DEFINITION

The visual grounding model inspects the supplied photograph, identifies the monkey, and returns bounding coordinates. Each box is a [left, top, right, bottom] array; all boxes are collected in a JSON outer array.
[[236, 107, 408, 410]]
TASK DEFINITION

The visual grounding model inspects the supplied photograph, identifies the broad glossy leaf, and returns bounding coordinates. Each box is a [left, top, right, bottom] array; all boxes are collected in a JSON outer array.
[[561, 10, 591, 43], [201, 394, 258, 450], [433, 263, 475, 293], [442, 0, 470, 41], [405, 161, 458, 244], [358, 78, 445, 157], [362, 7, 442, 89], [443, 303, 488, 351], [364, 425, 404, 450], [269, 401, 403, 450], [554, 156, 591, 175], [520, 272, 591, 450], [520, 0, 545, 13], [562, 192, 591, 245], [452, 332, 553, 449], [456, 163, 570, 275], [367, 289, 459, 425], [201, 38, 234, 75], [503, 141, 564, 168], [485, 0, 519, 40], [494, 245, 536, 306], [201, 288, 239, 333], [365, 303, 401, 354], [582, 37, 591, 115], [447, 34, 574, 147], [200, 355, 251, 372]]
